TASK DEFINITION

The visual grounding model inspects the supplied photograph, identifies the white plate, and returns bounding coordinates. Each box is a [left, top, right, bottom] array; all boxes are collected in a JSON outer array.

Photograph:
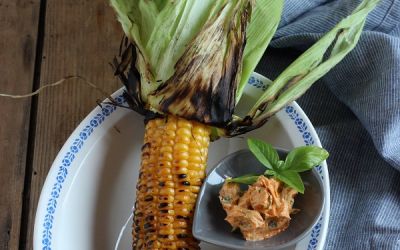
[[34, 73, 330, 250]]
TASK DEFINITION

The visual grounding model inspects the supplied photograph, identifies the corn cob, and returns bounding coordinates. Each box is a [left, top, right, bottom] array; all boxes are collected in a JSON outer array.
[[133, 116, 210, 250]]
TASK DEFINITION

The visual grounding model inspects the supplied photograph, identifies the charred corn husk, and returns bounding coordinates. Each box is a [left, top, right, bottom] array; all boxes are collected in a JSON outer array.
[[133, 116, 210, 249]]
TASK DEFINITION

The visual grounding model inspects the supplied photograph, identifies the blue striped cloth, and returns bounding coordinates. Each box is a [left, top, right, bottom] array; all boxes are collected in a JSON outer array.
[[256, 1, 400, 249]]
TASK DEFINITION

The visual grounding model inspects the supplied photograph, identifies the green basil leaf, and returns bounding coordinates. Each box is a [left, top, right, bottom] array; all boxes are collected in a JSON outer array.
[[227, 174, 260, 185], [274, 170, 304, 194], [247, 138, 279, 169], [283, 146, 329, 172], [264, 169, 276, 176]]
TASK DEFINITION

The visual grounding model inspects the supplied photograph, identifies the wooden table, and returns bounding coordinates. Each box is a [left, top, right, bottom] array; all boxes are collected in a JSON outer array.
[[0, 1, 123, 249]]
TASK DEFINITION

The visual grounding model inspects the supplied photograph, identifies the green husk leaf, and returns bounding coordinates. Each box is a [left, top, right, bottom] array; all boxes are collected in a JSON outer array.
[[110, 0, 227, 103], [110, 0, 379, 137], [235, 0, 284, 102], [147, 1, 250, 125], [249, 0, 380, 120], [111, 0, 254, 124]]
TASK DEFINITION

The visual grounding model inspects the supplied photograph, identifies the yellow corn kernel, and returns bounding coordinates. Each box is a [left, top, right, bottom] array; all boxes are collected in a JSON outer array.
[[159, 187, 175, 196], [174, 143, 189, 152], [160, 146, 173, 153], [178, 118, 192, 127], [159, 152, 173, 161], [176, 127, 191, 137], [187, 163, 202, 171], [174, 228, 188, 235], [133, 116, 209, 250], [173, 220, 187, 228], [175, 208, 191, 216], [175, 193, 191, 202], [158, 161, 172, 168], [190, 186, 200, 193], [173, 152, 189, 160], [158, 215, 174, 223], [173, 167, 188, 174], [173, 159, 188, 168], [175, 136, 190, 144]]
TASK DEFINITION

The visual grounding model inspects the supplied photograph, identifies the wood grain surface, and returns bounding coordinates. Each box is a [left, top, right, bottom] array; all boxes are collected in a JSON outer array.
[[23, 1, 123, 249], [0, 1, 41, 249], [0, 0, 123, 249]]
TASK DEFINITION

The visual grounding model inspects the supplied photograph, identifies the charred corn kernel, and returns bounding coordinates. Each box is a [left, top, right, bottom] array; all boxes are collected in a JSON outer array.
[[133, 116, 209, 250], [158, 202, 173, 209], [174, 167, 188, 175], [176, 188, 191, 194], [158, 196, 174, 203], [158, 235, 174, 242], [159, 209, 175, 216], [159, 181, 174, 188], [158, 215, 174, 223], [176, 240, 190, 248], [173, 221, 187, 228], [158, 223, 174, 230], [158, 161, 172, 168]]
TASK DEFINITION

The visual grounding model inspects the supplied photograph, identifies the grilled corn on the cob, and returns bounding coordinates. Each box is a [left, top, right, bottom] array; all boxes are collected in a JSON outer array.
[[133, 116, 210, 249]]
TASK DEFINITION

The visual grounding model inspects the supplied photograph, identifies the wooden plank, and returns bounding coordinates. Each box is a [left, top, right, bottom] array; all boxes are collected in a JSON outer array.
[[24, 0, 123, 249], [0, 1, 41, 249]]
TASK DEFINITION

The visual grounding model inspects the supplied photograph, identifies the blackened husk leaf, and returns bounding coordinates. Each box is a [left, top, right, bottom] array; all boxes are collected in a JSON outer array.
[[146, 2, 250, 126], [112, 38, 161, 121]]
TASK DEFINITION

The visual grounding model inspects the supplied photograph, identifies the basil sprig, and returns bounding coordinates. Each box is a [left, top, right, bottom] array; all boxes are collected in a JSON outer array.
[[227, 138, 329, 193]]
